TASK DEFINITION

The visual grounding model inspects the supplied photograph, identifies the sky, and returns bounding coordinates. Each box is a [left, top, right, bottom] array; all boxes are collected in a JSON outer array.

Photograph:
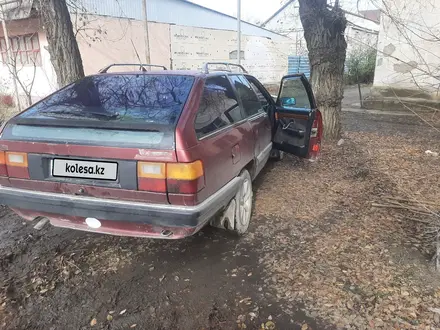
[[188, 0, 376, 23]]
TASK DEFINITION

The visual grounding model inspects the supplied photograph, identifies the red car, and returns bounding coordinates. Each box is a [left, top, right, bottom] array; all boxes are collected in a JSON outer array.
[[0, 62, 322, 239]]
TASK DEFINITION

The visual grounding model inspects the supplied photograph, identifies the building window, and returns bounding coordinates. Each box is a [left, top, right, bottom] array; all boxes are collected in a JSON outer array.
[[0, 33, 42, 66], [229, 50, 245, 60]]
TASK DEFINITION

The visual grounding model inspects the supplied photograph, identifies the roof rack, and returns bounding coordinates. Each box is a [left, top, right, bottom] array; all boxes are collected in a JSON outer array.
[[98, 63, 167, 73], [202, 62, 248, 74]]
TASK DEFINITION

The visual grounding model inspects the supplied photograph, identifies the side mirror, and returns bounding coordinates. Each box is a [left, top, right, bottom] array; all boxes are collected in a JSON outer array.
[[280, 97, 296, 107]]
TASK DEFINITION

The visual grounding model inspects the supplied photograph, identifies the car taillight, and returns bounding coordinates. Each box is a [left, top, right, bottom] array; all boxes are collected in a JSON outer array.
[[137, 160, 205, 194], [5, 152, 29, 178], [308, 110, 323, 161], [167, 161, 204, 194], [0, 151, 7, 176], [137, 162, 167, 193]]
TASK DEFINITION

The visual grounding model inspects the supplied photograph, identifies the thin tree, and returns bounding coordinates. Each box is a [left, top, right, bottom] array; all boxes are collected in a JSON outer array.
[[6, 42, 38, 107], [37, 0, 85, 87], [298, 0, 347, 140]]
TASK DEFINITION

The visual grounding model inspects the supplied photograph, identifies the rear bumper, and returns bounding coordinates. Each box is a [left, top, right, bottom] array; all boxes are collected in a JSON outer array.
[[0, 177, 241, 238]]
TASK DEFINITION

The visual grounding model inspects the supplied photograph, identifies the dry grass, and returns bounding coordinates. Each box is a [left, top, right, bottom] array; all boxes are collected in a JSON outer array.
[[248, 132, 440, 329]]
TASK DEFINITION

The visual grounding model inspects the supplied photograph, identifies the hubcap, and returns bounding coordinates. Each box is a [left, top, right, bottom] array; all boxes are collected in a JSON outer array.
[[238, 178, 252, 228]]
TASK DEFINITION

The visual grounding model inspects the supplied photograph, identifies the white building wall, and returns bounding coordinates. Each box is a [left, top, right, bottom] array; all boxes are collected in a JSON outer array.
[[74, 15, 171, 75], [0, 18, 56, 106], [75, 16, 294, 84], [373, 0, 440, 94], [345, 15, 379, 55], [170, 25, 294, 84]]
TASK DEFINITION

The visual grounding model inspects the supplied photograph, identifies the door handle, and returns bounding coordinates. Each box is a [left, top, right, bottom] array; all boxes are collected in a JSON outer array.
[[282, 122, 294, 130], [281, 120, 304, 137], [284, 127, 305, 138]]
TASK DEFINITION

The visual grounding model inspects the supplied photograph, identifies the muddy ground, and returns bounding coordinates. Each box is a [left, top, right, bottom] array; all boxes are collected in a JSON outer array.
[[1, 110, 440, 330]]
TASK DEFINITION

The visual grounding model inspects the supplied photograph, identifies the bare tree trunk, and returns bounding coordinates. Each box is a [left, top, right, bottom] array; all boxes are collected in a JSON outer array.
[[298, 0, 347, 140], [38, 0, 85, 87]]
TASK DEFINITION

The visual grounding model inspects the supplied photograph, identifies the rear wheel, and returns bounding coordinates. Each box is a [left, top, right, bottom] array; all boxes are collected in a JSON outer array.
[[233, 169, 253, 235]]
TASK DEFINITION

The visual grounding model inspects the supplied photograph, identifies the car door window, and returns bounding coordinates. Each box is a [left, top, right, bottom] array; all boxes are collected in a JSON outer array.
[[247, 79, 271, 113], [230, 75, 263, 117], [278, 78, 311, 110], [195, 75, 242, 138], [272, 75, 320, 159]]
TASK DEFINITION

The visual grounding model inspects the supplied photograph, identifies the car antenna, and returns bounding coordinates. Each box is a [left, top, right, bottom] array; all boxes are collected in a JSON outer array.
[[130, 39, 147, 72]]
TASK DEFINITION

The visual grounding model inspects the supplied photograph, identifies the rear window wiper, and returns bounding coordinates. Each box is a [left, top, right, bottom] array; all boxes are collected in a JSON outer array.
[[87, 111, 120, 119]]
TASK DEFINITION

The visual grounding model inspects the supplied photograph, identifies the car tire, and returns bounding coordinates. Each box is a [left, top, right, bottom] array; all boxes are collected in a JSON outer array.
[[232, 169, 253, 235]]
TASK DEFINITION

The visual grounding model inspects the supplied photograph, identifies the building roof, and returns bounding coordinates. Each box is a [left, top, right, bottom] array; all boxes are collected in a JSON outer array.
[[73, 0, 290, 40], [0, 0, 34, 20]]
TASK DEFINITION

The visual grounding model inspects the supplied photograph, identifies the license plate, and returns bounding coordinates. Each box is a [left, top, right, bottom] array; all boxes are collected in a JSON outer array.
[[52, 159, 118, 181]]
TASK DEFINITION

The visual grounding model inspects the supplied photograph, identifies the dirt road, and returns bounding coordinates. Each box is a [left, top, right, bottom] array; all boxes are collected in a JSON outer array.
[[1, 111, 440, 330]]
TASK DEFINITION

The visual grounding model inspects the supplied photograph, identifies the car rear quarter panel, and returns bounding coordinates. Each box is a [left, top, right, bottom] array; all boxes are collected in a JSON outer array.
[[173, 123, 254, 206]]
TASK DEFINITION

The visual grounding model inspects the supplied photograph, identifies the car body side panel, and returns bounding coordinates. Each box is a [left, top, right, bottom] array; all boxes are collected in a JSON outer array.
[[171, 121, 254, 206], [247, 115, 262, 159], [247, 113, 272, 177]]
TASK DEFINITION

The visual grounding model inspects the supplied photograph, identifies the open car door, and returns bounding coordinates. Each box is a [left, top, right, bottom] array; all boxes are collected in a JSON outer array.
[[272, 74, 323, 161]]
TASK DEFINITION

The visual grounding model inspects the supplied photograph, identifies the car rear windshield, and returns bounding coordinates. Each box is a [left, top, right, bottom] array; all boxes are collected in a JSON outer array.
[[18, 74, 195, 125]]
